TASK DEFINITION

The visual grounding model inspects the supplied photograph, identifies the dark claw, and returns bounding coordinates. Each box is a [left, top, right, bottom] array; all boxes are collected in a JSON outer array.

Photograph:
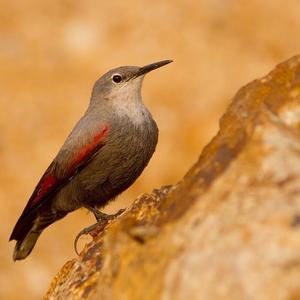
[[74, 207, 126, 255], [92, 207, 126, 222], [111, 208, 126, 218], [74, 223, 100, 256]]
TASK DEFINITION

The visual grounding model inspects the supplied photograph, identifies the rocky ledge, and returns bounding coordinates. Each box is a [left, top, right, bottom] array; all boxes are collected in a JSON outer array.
[[45, 56, 300, 300]]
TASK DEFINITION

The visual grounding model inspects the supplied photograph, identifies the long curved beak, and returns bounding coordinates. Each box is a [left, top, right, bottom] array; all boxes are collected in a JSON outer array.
[[134, 60, 173, 78]]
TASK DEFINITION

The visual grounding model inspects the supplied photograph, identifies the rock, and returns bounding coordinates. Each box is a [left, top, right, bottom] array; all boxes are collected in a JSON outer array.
[[44, 55, 300, 300]]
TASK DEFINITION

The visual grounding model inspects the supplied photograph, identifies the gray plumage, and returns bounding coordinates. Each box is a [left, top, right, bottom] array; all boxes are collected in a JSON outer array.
[[10, 60, 172, 260]]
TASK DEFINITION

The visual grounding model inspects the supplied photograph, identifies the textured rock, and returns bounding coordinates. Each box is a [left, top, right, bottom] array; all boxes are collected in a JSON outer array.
[[45, 56, 300, 300]]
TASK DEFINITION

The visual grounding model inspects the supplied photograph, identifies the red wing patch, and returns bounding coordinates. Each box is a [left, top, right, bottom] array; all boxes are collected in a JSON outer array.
[[28, 125, 109, 208], [31, 175, 59, 206], [68, 126, 109, 174]]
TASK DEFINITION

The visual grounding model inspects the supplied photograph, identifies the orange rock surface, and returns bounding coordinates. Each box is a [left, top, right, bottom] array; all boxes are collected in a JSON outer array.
[[45, 56, 300, 299]]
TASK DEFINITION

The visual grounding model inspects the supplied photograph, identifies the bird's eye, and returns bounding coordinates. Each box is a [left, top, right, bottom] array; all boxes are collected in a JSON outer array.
[[112, 74, 122, 83]]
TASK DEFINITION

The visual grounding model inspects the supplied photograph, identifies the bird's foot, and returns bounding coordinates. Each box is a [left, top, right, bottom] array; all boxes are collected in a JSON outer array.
[[83, 204, 125, 222], [74, 207, 126, 255], [93, 207, 126, 222]]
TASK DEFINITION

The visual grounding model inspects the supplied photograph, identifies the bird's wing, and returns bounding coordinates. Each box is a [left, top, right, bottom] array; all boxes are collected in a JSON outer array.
[[9, 125, 110, 241]]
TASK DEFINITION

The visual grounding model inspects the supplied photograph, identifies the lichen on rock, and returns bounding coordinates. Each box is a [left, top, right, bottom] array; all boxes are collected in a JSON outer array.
[[45, 56, 300, 300]]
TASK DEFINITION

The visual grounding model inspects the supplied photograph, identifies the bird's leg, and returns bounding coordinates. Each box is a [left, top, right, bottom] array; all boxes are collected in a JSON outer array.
[[83, 204, 126, 222], [74, 205, 126, 255]]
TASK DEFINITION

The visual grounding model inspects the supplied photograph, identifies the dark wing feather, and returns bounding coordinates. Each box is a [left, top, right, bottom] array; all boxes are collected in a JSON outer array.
[[9, 126, 109, 241]]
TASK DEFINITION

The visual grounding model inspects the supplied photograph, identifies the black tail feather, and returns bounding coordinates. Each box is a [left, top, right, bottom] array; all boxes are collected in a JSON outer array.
[[10, 206, 66, 260]]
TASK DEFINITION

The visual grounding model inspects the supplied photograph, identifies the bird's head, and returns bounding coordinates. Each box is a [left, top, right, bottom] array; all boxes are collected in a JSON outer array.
[[90, 60, 172, 106]]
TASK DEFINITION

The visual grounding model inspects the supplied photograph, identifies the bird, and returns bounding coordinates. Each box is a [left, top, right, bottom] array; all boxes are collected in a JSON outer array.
[[10, 59, 172, 260]]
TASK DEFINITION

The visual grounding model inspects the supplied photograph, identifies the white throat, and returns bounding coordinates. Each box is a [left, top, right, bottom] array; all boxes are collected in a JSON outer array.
[[113, 77, 151, 125]]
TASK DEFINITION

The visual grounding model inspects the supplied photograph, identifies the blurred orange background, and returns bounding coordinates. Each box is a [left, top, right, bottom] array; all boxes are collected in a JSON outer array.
[[1, 0, 300, 299]]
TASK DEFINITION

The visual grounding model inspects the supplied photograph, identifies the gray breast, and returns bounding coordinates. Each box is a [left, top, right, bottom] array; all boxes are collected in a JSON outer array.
[[74, 113, 158, 207], [105, 114, 158, 184]]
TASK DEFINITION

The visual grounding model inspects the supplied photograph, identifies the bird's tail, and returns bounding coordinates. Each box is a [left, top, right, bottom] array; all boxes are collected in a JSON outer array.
[[13, 227, 42, 261], [11, 208, 66, 261]]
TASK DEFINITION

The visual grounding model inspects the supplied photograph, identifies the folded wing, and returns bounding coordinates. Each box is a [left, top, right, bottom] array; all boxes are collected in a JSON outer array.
[[9, 125, 109, 241]]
